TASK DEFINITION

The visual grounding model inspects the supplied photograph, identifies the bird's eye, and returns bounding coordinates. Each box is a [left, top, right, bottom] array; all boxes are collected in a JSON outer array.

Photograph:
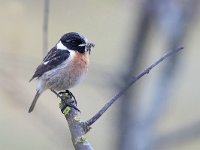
[[70, 40, 77, 45]]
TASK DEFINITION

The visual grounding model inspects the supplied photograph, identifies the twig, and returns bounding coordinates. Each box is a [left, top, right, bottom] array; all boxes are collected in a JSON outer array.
[[43, 0, 49, 56], [85, 46, 184, 127]]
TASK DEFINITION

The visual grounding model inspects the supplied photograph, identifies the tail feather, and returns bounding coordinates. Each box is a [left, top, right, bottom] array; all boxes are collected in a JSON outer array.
[[29, 78, 33, 82], [29, 76, 35, 82], [28, 91, 40, 113]]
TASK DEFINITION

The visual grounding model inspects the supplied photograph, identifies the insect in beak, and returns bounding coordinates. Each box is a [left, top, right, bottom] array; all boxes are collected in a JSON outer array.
[[86, 42, 95, 54]]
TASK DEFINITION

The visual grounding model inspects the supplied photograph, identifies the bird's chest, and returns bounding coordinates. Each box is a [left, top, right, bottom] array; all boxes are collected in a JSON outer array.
[[58, 52, 89, 89], [66, 52, 89, 82]]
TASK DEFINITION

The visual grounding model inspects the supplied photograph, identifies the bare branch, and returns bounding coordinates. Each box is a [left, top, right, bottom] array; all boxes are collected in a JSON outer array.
[[85, 46, 184, 127]]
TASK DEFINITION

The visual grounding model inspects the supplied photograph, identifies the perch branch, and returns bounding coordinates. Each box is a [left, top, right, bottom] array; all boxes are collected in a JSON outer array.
[[85, 46, 184, 127], [60, 95, 94, 150]]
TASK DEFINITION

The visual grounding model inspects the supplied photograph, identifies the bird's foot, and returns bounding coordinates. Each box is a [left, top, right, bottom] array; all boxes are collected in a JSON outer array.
[[58, 90, 77, 106], [51, 89, 80, 113], [60, 99, 80, 113]]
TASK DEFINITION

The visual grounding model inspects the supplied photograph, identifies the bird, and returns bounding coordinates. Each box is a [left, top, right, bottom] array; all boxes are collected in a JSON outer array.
[[28, 32, 95, 113]]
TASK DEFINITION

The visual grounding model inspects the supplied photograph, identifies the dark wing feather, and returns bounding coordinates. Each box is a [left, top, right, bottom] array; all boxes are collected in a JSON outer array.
[[29, 47, 70, 81], [43, 47, 57, 62]]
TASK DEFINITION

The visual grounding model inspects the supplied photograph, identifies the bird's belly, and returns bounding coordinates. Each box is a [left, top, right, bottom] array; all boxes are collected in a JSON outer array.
[[41, 52, 89, 91], [48, 68, 85, 91]]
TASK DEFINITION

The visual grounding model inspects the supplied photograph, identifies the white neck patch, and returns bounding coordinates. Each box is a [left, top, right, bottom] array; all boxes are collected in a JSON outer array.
[[56, 41, 68, 50]]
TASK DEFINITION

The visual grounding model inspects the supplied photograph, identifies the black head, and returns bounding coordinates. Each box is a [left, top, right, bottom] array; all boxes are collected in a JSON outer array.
[[59, 32, 88, 53]]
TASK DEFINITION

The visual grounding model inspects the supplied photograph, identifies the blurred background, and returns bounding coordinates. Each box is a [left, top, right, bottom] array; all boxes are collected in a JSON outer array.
[[0, 0, 200, 150]]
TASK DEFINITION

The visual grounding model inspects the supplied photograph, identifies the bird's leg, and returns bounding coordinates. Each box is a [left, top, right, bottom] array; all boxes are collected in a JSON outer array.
[[58, 90, 77, 106], [51, 89, 80, 112]]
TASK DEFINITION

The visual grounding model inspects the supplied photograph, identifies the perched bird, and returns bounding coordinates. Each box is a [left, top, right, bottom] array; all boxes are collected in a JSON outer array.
[[29, 32, 95, 113]]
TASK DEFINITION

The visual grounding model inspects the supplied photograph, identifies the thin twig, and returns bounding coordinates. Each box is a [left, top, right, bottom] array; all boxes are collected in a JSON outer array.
[[85, 46, 184, 127], [43, 0, 49, 56]]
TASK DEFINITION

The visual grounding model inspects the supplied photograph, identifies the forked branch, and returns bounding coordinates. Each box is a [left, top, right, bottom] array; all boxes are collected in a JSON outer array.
[[85, 46, 184, 126]]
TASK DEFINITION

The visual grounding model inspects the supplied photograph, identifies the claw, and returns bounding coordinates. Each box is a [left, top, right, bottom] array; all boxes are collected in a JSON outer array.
[[59, 90, 77, 106], [61, 100, 80, 113], [51, 89, 80, 112]]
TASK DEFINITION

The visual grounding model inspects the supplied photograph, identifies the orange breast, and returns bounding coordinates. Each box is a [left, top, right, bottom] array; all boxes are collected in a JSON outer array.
[[64, 52, 89, 88], [70, 52, 89, 73]]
